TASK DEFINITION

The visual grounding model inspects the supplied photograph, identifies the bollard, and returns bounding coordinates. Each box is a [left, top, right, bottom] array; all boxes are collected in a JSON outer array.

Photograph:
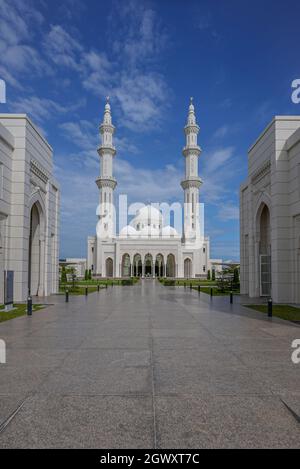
[[65, 289, 69, 303], [268, 298, 273, 317], [190, 283, 192, 290], [97, 284, 100, 292], [198, 285, 200, 294], [210, 287, 213, 298], [230, 290, 233, 304], [27, 295, 32, 316], [184, 283, 186, 289], [85, 286, 88, 296]]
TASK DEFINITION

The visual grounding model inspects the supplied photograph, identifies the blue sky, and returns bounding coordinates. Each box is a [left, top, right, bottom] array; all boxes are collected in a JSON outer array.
[[0, 0, 299, 260]]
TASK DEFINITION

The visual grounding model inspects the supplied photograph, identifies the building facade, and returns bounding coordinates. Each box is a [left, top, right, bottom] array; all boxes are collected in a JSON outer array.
[[0, 114, 60, 302], [59, 258, 87, 279], [240, 116, 300, 303], [87, 100, 221, 278]]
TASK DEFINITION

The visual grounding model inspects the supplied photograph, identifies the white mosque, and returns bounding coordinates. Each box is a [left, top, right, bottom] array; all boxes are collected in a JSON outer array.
[[87, 99, 221, 278]]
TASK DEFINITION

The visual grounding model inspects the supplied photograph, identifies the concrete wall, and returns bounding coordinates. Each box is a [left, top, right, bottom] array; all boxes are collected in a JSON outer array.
[[0, 114, 60, 302], [240, 116, 300, 303]]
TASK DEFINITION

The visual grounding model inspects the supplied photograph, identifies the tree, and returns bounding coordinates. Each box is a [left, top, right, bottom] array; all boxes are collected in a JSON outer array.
[[207, 270, 211, 280], [61, 266, 67, 283], [84, 269, 88, 281], [233, 268, 239, 285], [212, 269, 216, 281], [88, 269, 92, 280]]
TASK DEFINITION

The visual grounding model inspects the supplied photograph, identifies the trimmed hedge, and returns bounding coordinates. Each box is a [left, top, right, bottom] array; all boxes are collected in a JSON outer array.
[[121, 278, 134, 286], [164, 279, 176, 286]]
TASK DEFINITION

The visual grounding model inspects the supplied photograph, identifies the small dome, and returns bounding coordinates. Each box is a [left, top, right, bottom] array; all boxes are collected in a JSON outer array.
[[189, 97, 194, 112], [119, 225, 137, 237], [162, 225, 179, 237]]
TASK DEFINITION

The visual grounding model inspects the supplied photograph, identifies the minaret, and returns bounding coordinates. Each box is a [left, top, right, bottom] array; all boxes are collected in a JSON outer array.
[[181, 98, 202, 242], [96, 97, 117, 239]]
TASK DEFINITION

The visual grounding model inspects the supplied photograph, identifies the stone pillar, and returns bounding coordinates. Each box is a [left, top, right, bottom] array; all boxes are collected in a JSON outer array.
[[152, 262, 155, 278], [142, 263, 145, 278]]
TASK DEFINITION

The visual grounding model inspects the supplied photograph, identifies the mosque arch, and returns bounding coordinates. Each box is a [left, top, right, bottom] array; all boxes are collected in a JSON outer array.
[[106, 257, 113, 277], [121, 253, 131, 277], [184, 258, 192, 278], [166, 254, 176, 278]]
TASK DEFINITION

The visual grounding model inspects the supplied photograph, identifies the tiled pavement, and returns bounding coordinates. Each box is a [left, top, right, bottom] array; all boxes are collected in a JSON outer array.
[[0, 280, 299, 448]]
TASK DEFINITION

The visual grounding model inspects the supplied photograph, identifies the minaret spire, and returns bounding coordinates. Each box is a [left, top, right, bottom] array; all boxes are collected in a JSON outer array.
[[181, 98, 202, 242], [96, 98, 117, 241]]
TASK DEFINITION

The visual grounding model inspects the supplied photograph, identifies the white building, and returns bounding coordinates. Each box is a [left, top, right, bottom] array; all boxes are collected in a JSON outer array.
[[60, 258, 87, 279], [87, 99, 221, 278], [0, 114, 60, 302], [240, 116, 300, 303]]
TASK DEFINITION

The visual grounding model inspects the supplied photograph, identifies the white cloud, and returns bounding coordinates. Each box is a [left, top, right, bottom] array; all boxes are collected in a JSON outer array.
[[43, 24, 83, 70], [10, 95, 85, 123], [0, 0, 47, 80], [42, 0, 169, 132]]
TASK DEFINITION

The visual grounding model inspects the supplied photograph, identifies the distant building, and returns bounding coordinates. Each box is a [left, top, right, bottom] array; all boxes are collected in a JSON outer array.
[[59, 258, 87, 279], [0, 114, 60, 302], [240, 116, 300, 303], [87, 99, 221, 278]]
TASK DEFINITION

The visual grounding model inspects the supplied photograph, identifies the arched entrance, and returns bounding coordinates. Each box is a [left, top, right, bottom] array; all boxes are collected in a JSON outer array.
[[133, 254, 142, 277], [257, 203, 271, 296], [166, 254, 176, 278], [121, 254, 131, 277], [144, 254, 153, 277], [184, 258, 192, 278], [28, 202, 44, 296], [106, 257, 113, 277], [155, 254, 164, 277]]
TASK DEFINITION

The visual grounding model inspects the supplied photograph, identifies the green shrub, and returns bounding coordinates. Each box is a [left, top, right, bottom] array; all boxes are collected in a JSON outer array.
[[164, 279, 176, 286], [207, 270, 211, 280], [61, 266, 67, 283], [121, 278, 134, 286], [212, 269, 216, 281]]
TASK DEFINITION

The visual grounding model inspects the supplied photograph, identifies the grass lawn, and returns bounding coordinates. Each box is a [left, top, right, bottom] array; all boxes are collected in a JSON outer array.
[[245, 304, 300, 322], [59, 286, 99, 295], [62, 278, 140, 288], [194, 286, 239, 296], [0, 304, 45, 323], [160, 279, 217, 286]]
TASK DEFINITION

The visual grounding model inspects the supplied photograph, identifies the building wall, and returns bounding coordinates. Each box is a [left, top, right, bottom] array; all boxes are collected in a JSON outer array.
[[0, 114, 60, 302], [87, 234, 216, 279], [240, 116, 300, 302]]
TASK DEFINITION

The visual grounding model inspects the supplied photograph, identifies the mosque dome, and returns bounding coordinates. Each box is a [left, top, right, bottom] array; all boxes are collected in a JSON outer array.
[[131, 205, 163, 231]]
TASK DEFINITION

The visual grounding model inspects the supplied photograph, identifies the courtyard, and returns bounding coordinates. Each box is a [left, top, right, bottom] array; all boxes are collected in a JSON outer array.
[[0, 280, 299, 449]]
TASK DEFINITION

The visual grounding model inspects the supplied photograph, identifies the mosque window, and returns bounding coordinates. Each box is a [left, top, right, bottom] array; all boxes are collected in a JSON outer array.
[[203, 266, 206, 272]]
